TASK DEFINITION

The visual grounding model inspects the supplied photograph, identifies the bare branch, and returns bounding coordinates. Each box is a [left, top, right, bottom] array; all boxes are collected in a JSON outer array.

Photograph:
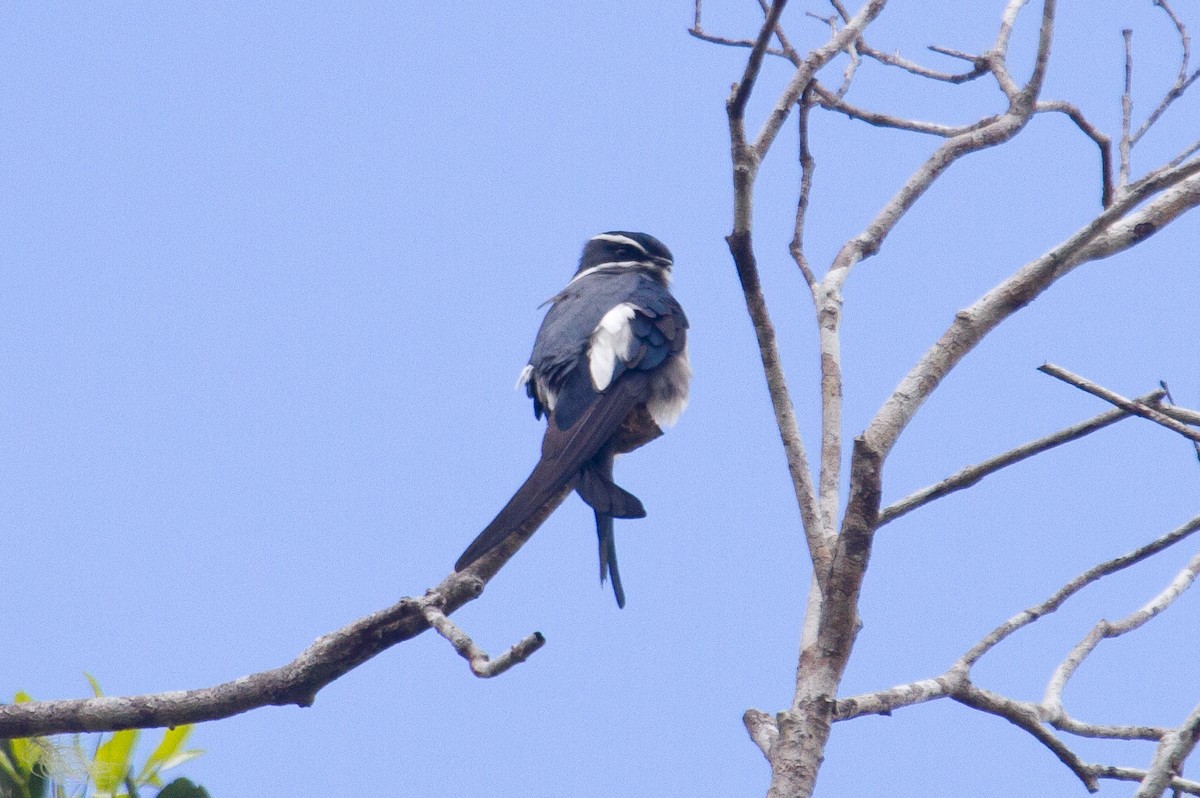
[[1021, 0, 1056, 101], [862, 159, 1200, 465], [1136, 702, 1200, 798], [725, 1, 893, 578], [1131, 0, 1199, 149], [833, 677, 952, 721], [728, 0, 790, 125], [928, 44, 982, 64], [687, 26, 790, 60], [725, 232, 827, 575], [1038, 364, 1200, 445], [699, 3, 1200, 795], [1045, 548, 1200, 722], [821, 1, 985, 82], [758, 0, 802, 64], [877, 389, 1166, 527], [958, 511, 1200, 669], [1159, 405, 1200, 427], [1093, 765, 1200, 796], [1157, 388, 1200, 464], [993, 0, 1031, 57], [749, 1, 889, 159], [1122, 29, 1135, 189], [1053, 716, 1170, 742], [1035, 100, 1115, 206], [743, 708, 778, 760], [0, 482, 575, 739], [791, 90, 818, 289], [1168, 138, 1200, 169], [419, 599, 545, 678], [821, 0, 1062, 287], [812, 81, 982, 137], [953, 684, 1100, 792]]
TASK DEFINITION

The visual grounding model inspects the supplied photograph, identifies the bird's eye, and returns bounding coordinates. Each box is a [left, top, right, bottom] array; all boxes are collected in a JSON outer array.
[[615, 247, 631, 259]]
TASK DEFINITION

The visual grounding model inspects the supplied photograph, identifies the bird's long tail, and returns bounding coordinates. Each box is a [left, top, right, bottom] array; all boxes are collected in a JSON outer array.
[[454, 455, 577, 572], [577, 452, 642, 608], [454, 373, 649, 575], [594, 510, 625, 609]]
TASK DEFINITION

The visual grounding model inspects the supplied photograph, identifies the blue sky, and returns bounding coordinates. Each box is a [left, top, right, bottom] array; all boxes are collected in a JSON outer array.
[[2, 2, 1198, 796]]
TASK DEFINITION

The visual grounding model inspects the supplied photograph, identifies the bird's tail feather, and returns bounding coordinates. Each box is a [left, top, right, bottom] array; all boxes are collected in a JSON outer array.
[[596, 511, 625, 609], [454, 373, 648, 573], [454, 456, 577, 571], [576, 464, 645, 519]]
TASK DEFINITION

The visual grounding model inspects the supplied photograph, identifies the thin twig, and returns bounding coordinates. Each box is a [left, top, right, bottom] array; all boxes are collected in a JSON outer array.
[[1092, 765, 1200, 796], [928, 44, 981, 63], [1131, 0, 1199, 148], [791, 87, 818, 289], [1167, 138, 1200, 169], [994, 0, 1031, 57], [419, 599, 545, 678], [877, 389, 1166, 527], [688, 26, 790, 60], [958, 511, 1200, 668], [1044, 548, 1200, 719], [811, 82, 980, 136], [1159, 381, 1200, 463], [830, 0, 988, 86], [729, 0, 789, 123], [1036, 100, 1115, 206], [953, 684, 1100, 792], [1121, 28, 1134, 189], [1038, 364, 1200, 444]]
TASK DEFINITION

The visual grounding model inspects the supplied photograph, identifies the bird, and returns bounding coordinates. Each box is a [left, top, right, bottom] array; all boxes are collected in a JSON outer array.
[[454, 231, 690, 607]]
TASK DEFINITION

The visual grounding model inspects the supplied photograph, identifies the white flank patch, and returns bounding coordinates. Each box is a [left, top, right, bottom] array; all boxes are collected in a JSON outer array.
[[588, 233, 648, 254], [516, 363, 556, 411], [647, 348, 691, 427], [589, 303, 638, 391]]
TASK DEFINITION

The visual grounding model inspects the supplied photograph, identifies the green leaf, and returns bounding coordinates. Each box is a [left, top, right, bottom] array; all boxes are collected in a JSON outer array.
[[155, 777, 210, 798], [156, 750, 202, 774], [0, 745, 23, 784], [8, 736, 38, 774], [135, 726, 192, 784], [84, 675, 104, 698], [92, 729, 139, 793]]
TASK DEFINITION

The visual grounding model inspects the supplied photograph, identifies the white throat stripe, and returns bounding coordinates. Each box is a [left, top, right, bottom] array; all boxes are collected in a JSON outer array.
[[568, 261, 661, 285]]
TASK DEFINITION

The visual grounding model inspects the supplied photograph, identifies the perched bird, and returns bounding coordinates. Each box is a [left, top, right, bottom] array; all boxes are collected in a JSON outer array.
[[454, 231, 690, 607]]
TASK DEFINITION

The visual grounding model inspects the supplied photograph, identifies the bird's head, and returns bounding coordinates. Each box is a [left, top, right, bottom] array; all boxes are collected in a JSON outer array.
[[573, 231, 674, 284]]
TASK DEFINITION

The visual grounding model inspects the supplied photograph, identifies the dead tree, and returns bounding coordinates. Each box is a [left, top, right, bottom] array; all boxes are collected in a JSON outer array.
[[691, 0, 1200, 795]]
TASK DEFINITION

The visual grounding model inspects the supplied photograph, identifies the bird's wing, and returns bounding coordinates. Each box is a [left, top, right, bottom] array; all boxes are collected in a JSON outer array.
[[454, 371, 650, 571], [552, 294, 684, 431]]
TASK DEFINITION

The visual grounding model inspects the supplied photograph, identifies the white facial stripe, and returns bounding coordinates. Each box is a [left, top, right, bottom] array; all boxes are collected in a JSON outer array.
[[589, 303, 638, 392], [589, 233, 648, 254]]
